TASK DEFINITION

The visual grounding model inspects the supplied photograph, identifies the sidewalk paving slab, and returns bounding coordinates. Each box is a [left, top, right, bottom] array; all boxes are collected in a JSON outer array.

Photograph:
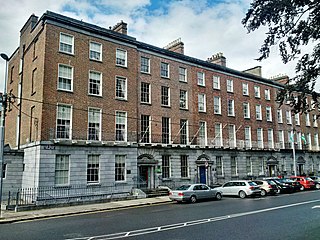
[[0, 196, 172, 224]]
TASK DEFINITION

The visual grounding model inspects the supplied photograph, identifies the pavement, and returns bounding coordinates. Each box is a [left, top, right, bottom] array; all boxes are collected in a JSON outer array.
[[0, 196, 172, 224]]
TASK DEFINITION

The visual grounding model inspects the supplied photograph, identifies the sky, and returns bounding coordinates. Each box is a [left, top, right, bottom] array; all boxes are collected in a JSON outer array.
[[0, 0, 319, 92]]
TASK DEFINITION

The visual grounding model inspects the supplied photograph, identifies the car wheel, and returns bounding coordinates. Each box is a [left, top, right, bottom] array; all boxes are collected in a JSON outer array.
[[239, 191, 246, 199], [316, 184, 320, 190], [300, 185, 305, 191], [215, 193, 222, 200], [190, 195, 197, 203], [261, 189, 267, 197], [277, 188, 281, 194]]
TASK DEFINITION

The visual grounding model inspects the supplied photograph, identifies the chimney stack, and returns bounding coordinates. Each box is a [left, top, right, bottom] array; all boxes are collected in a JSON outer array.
[[207, 52, 226, 67], [270, 74, 289, 84], [112, 20, 127, 35], [20, 14, 38, 36], [243, 66, 262, 77], [164, 38, 184, 54]]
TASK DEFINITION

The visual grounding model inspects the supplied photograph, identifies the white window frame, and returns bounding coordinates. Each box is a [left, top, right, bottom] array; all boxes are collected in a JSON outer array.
[[242, 83, 249, 96], [257, 128, 264, 148], [198, 94, 206, 112], [56, 104, 72, 140], [256, 105, 262, 120], [161, 62, 169, 78], [89, 41, 102, 61], [161, 86, 170, 107], [115, 155, 126, 182], [286, 111, 292, 125], [180, 119, 189, 145], [162, 155, 171, 179], [268, 129, 274, 148], [141, 82, 151, 104], [215, 123, 223, 147], [179, 67, 187, 82], [254, 86, 260, 98], [162, 117, 171, 144], [306, 113, 310, 126], [87, 154, 100, 184], [245, 126, 252, 148], [88, 108, 102, 141], [265, 89, 271, 100], [55, 155, 70, 186], [59, 33, 74, 54], [197, 72, 205, 86], [228, 99, 235, 116], [140, 115, 151, 143], [199, 121, 207, 146], [180, 155, 189, 178], [277, 109, 283, 123], [115, 76, 127, 100], [115, 111, 127, 142], [179, 90, 188, 109], [140, 56, 150, 73], [278, 130, 285, 149], [214, 96, 221, 114], [213, 76, 220, 89], [243, 102, 250, 119], [227, 79, 233, 92], [313, 114, 318, 127], [266, 106, 272, 122], [228, 124, 236, 148], [88, 70, 102, 96], [314, 133, 319, 151], [58, 64, 73, 92], [116, 48, 127, 67]]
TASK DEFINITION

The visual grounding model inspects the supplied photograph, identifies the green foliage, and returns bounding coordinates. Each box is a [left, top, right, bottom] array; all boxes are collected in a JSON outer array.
[[242, 0, 320, 115]]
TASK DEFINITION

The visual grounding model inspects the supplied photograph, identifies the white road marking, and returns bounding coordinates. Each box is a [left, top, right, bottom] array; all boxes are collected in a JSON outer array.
[[66, 199, 320, 240], [312, 205, 320, 209]]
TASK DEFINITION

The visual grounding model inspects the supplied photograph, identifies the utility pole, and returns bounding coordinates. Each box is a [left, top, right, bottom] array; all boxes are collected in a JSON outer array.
[[0, 53, 9, 218]]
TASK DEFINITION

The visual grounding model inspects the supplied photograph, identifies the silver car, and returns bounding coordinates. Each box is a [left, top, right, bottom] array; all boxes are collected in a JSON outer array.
[[169, 184, 223, 203], [215, 180, 261, 199]]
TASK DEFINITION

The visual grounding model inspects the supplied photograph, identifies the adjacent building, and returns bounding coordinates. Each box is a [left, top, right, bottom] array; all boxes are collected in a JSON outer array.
[[3, 11, 320, 195]]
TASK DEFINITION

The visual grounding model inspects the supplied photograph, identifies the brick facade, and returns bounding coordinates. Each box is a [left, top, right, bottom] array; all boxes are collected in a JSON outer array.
[[3, 11, 320, 192]]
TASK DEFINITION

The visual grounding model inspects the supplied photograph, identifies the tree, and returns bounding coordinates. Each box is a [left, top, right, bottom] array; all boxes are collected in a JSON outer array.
[[242, 0, 320, 115]]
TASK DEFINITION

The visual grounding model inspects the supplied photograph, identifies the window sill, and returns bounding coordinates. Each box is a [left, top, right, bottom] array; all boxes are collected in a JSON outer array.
[[59, 51, 74, 56], [115, 98, 128, 101], [141, 102, 152, 105], [161, 105, 171, 108], [213, 88, 221, 91], [197, 84, 206, 87], [89, 58, 103, 63], [161, 76, 170, 79], [116, 64, 128, 69], [179, 108, 189, 111], [57, 89, 74, 93], [140, 71, 151, 75], [88, 94, 103, 98], [179, 80, 187, 83]]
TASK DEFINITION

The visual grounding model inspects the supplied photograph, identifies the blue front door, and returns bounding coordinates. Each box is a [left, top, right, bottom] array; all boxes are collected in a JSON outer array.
[[199, 166, 206, 184]]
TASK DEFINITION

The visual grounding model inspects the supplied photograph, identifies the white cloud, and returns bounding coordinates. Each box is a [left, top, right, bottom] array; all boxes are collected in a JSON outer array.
[[0, 0, 319, 93]]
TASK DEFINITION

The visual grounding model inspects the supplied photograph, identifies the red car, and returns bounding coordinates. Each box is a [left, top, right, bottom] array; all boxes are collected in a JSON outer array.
[[290, 176, 315, 190]]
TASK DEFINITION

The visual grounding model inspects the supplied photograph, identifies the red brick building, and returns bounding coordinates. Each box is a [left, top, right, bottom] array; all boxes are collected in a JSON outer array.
[[3, 11, 320, 193]]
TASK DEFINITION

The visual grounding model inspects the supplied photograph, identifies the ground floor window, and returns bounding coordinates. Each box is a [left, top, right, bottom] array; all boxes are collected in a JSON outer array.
[[162, 155, 170, 179], [216, 156, 223, 176], [180, 155, 189, 178], [87, 155, 99, 183], [55, 155, 69, 185], [115, 155, 126, 182], [231, 156, 238, 176]]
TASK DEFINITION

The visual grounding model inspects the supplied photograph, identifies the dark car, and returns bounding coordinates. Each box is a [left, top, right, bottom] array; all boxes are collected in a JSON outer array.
[[267, 178, 294, 193], [290, 176, 316, 190], [282, 178, 301, 192]]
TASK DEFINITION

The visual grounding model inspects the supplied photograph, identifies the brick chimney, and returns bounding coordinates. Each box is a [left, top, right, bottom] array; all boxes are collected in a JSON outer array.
[[270, 74, 289, 84], [164, 38, 184, 54], [112, 20, 127, 35], [207, 53, 226, 67], [243, 66, 262, 77]]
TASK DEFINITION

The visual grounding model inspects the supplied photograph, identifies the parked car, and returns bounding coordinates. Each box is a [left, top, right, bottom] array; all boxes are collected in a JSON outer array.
[[169, 184, 223, 203], [282, 178, 302, 192], [290, 176, 315, 190], [309, 176, 320, 189], [215, 180, 261, 199], [253, 180, 278, 196], [266, 178, 294, 194]]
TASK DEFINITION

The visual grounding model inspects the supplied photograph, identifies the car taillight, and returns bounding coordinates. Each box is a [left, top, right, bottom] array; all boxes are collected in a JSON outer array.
[[178, 192, 184, 196], [268, 185, 273, 189], [249, 186, 254, 190], [169, 192, 172, 196]]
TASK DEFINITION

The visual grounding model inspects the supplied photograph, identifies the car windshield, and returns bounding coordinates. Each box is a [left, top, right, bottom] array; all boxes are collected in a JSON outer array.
[[267, 180, 276, 185], [176, 185, 191, 190], [305, 177, 313, 181]]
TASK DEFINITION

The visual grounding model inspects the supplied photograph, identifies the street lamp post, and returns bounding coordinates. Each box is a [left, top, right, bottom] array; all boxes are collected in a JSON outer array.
[[0, 53, 9, 218], [292, 129, 297, 177]]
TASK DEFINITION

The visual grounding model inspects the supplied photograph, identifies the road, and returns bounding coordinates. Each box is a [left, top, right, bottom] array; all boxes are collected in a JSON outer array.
[[1, 190, 320, 240]]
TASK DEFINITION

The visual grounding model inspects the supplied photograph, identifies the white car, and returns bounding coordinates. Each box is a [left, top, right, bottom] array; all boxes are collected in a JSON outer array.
[[215, 180, 261, 199]]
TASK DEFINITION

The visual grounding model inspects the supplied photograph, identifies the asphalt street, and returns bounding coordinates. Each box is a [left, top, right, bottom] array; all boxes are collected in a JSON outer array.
[[1, 190, 320, 240]]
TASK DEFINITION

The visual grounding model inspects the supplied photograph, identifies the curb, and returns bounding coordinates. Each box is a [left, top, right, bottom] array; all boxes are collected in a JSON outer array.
[[0, 199, 172, 224]]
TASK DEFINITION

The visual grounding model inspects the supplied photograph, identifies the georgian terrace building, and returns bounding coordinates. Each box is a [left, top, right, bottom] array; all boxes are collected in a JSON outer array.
[[3, 11, 320, 193]]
